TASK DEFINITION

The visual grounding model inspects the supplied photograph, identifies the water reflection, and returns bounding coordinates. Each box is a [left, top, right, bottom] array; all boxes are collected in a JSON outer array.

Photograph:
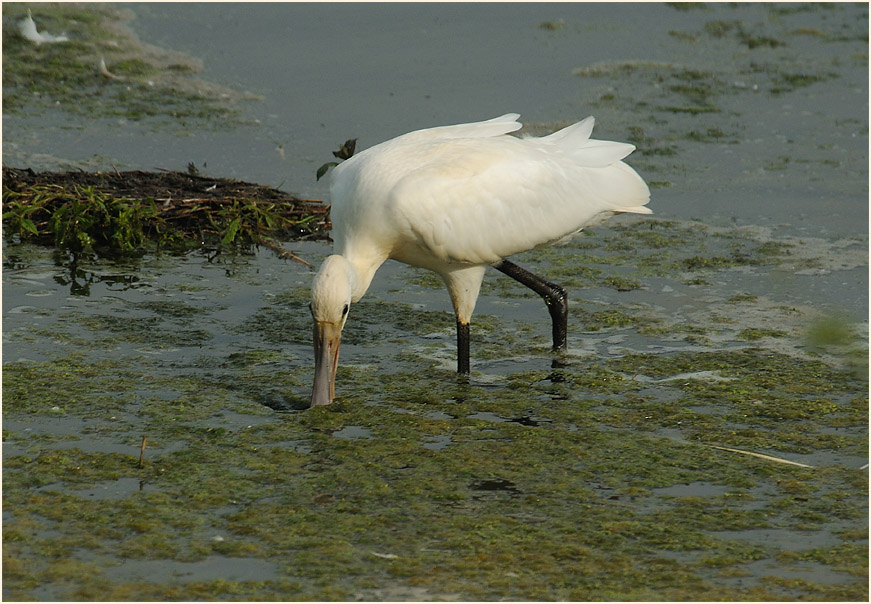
[[53, 261, 142, 297]]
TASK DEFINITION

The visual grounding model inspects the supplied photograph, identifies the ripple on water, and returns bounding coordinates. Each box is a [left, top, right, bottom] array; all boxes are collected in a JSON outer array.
[[422, 434, 453, 451], [332, 425, 373, 440], [37, 477, 151, 500], [101, 555, 280, 585]]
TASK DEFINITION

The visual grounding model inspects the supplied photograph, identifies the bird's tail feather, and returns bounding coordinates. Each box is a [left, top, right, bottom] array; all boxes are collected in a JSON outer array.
[[619, 205, 653, 215], [542, 117, 636, 167], [541, 116, 595, 144]]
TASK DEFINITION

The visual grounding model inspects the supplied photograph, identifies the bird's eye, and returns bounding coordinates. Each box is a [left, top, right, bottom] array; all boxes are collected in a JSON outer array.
[[342, 304, 349, 316]]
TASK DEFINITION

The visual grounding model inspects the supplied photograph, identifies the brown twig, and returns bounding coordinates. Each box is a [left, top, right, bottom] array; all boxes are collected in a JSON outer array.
[[709, 445, 813, 468], [258, 238, 314, 268], [138, 435, 147, 469]]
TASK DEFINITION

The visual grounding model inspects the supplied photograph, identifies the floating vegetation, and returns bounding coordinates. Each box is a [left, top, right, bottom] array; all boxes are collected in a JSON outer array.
[[702, 19, 787, 48], [538, 19, 567, 31], [2, 167, 330, 258], [3, 307, 867, 599], [685, 127, 732, 142], [579, 6, 856, 156], [665, 2, 708, 11], [703, 19, 737, 38], [572, 60, 680, 78], [3, 210, 868, 600], [770, 72, 837, 95], [2, 3, 256, 125], [575, 61, 728, 116]]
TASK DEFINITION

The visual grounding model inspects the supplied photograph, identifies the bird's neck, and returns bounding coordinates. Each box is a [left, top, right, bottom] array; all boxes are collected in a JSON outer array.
[[339, 251, 386, 303]]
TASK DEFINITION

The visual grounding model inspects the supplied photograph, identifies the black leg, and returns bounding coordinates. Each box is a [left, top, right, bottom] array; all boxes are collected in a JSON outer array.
[[493, 259, 568, 351], [457, 320, 470, 374]]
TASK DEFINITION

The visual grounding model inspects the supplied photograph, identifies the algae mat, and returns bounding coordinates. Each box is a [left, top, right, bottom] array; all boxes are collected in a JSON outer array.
[[3, 215, 867, 601]]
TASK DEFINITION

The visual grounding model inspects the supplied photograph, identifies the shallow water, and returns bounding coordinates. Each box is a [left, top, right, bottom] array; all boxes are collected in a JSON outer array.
[[2, 2, 868, 601]]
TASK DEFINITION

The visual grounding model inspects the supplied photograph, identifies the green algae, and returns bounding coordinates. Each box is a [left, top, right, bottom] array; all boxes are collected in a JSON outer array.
[[737, 327, 788, 341], [770, 72, 837, 95], [4, 449, 139, 489], [2, 3, 254, 127], [3, 390, 866, 601], [4, 234, 866, 599]]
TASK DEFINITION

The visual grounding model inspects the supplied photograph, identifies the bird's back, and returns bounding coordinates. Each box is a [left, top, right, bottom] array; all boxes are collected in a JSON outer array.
[[329, 115, 650, 267]]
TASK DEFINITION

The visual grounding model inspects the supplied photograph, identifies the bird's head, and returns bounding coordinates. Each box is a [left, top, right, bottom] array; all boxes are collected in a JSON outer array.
[[310, 255, 355, 407]]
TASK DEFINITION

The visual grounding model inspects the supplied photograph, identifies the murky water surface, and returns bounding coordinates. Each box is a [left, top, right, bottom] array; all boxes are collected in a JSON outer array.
[[3, 2, 868, 600]]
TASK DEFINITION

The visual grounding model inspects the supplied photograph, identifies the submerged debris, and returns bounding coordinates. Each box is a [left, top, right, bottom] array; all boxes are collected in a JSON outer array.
[[2, 167, 331, 260]]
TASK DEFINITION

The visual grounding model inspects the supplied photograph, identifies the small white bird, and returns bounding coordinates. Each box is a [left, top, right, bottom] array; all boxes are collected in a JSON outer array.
[[18, 9, 69, 46], [310, 114, 651, 406]]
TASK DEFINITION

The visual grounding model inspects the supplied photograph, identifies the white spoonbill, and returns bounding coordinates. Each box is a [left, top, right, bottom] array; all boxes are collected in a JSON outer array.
[[310, 113, 651, 406]]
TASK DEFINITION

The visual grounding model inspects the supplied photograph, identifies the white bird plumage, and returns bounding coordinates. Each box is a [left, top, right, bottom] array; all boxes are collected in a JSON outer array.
[[310, 113, 651, 406], [18, 9, 68, 45]]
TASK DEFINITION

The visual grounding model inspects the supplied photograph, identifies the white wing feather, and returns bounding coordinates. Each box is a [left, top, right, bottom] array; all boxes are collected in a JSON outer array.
[[397, 113, 522, 142]]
